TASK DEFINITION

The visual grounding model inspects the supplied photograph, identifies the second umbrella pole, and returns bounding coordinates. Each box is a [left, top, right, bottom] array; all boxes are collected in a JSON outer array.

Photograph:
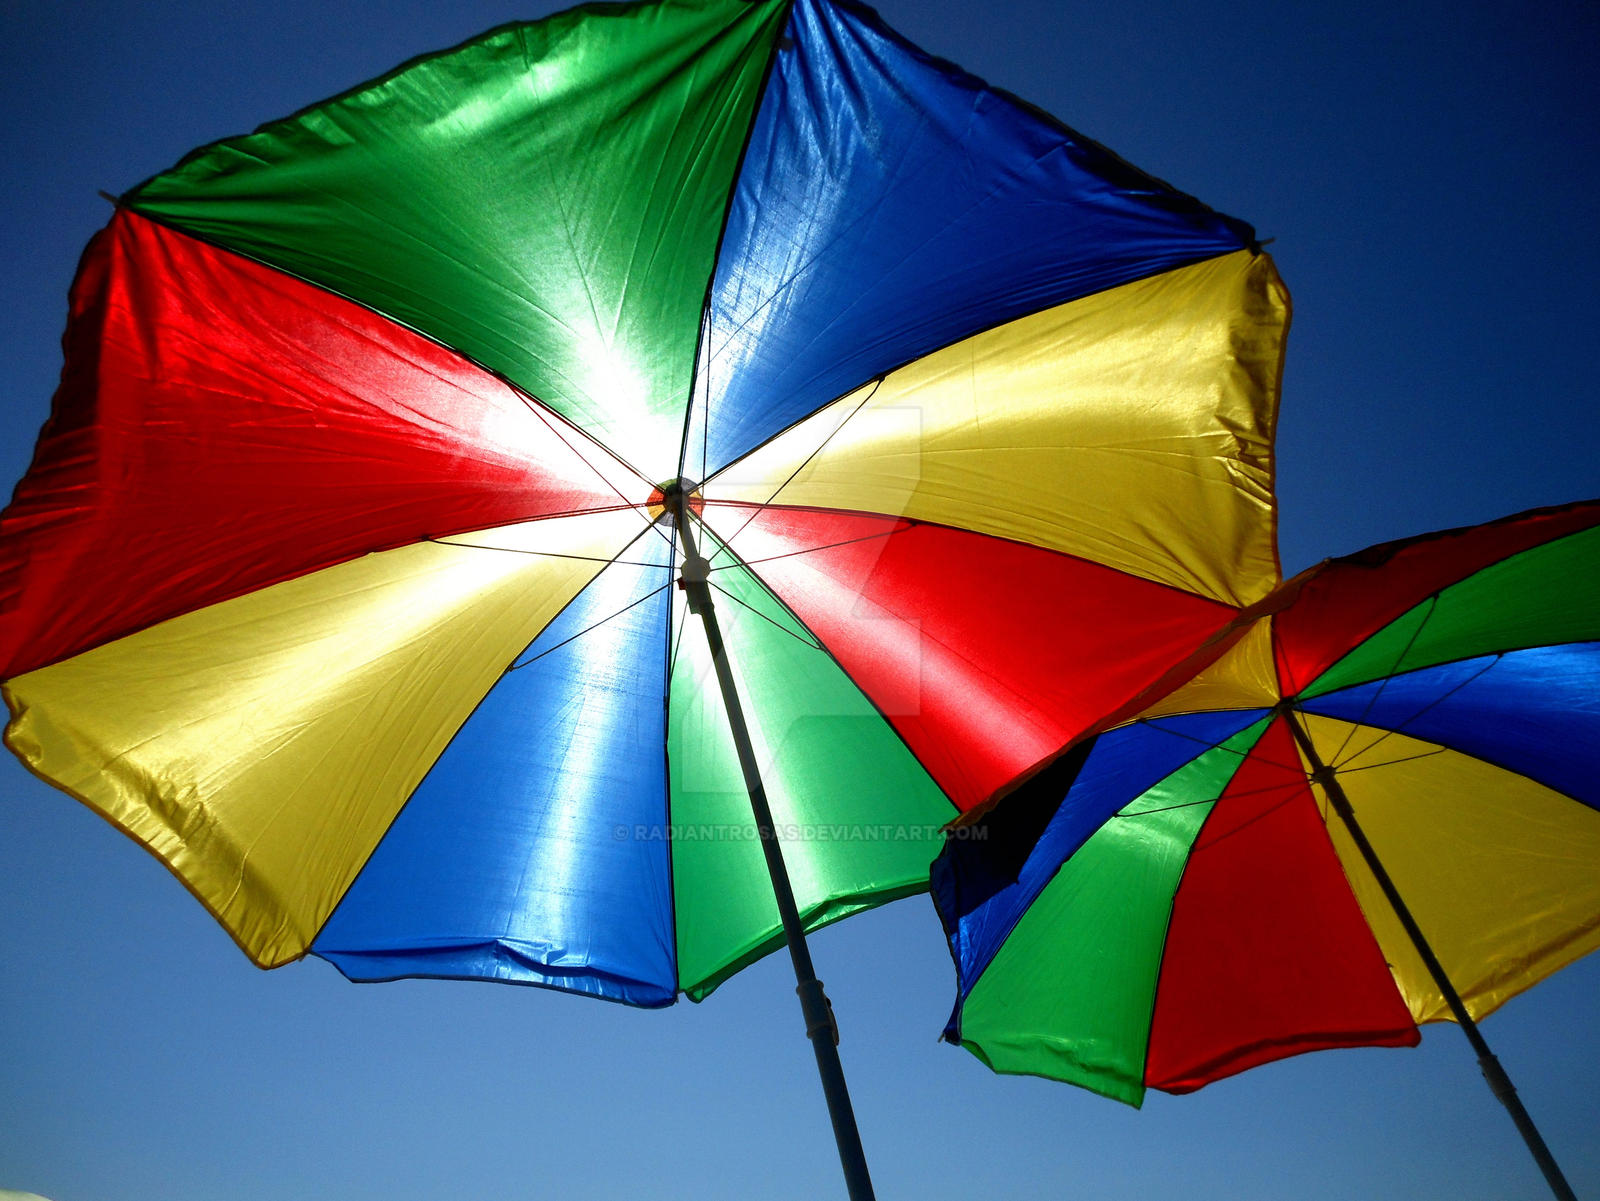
[[1283, 705, 1578, 1201], [668, 484, 876, 1201]]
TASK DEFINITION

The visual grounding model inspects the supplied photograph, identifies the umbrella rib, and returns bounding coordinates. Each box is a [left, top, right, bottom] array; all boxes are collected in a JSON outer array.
[[1115, 776, 1307, 820], [1320, 651, 1505, 772], [697, 286, 712, 487], [1324, 745, 1452, 775], [507, 388, 674, 551], [669, 584, 692, 678], [1123, 786, 1322, 864], [706, 578, 824, 651], [654, 522, 679, 966], [673, 3, 795, 488], [477, 517, 673, 673], [152, 182, 659, 518], [1323, 594, 1439, 766], [429, 537, 665, 568], [702, 371, 883, 496], [1135, 714, 1270, 757], [685, 508, 828, 653], [1127, 714, 1308, 779], [703, 377, 883, 563], [505, 581, 675, 672], [706, 526, 901, 570], [669, 595, 693, 679]]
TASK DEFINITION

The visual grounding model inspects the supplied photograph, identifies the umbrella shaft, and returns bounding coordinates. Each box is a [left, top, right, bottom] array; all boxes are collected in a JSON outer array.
[[674, 503, 877, 1201], [1284, 709, 1578, 1201]]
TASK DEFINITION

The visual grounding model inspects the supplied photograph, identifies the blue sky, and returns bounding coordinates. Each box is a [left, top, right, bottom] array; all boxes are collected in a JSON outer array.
[[2, 1, 1597, 1198]]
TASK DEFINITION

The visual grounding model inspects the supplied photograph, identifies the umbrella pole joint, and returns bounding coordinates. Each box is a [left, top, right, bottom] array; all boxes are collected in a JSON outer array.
[[1283, 707, 1580, 1201]]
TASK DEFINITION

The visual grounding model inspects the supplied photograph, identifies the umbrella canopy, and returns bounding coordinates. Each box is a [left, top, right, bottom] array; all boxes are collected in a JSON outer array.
[[935, 499, 1600, 1110], [1, 0, 1286, 1012]]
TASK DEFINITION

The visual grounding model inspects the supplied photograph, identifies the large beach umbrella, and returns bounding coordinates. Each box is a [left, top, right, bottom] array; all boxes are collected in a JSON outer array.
[[934, 500, 1598, 1200], [0, 0, 1288, 1193]]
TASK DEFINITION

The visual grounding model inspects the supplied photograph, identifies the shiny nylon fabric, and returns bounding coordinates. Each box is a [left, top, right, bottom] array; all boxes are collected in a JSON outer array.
[[313, 530, 679, 1005], [4, 0, 1289, 1007], [666, 540, 954, 999], [1271, 502, 1600, 696], [936, 500, 1600, 1102], [706, 250, 1287, 607], [1301, 645, 1600, 810], [126, 0, 788, 479], [687, 0, 1255, 477], [932, 710, 1268, 1004], [1143, 717, 1420, 1094], [711, 504, 1240, 810], [945, 712, 1418, 1104], [5, 512, 641, 967], [1303, 714, 1600, 1024], [0, 212, 639, 679], [954, 719, 1274, 1104]]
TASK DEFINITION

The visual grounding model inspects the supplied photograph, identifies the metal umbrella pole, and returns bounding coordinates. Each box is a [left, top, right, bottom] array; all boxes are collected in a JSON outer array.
[[666, 481, 876, 1201], [1284, 706, 1579, 1201]]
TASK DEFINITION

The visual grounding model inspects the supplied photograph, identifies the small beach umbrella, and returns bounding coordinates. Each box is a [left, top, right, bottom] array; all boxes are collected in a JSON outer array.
[[1, 1, 1289, 1194], [934, 500, 1598, 1201]]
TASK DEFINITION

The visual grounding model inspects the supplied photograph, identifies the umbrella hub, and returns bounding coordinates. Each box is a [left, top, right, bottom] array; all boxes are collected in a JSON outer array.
[[647, 476, 702, 526]]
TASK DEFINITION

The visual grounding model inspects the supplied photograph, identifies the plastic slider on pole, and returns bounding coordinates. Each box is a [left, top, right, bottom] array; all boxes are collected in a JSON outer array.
[[677, 551, 713, 615], [798, 978, 842, 1047]]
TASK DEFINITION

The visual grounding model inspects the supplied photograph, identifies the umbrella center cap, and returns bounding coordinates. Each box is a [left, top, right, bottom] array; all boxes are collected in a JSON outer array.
[[648, 477, 702, 525]]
